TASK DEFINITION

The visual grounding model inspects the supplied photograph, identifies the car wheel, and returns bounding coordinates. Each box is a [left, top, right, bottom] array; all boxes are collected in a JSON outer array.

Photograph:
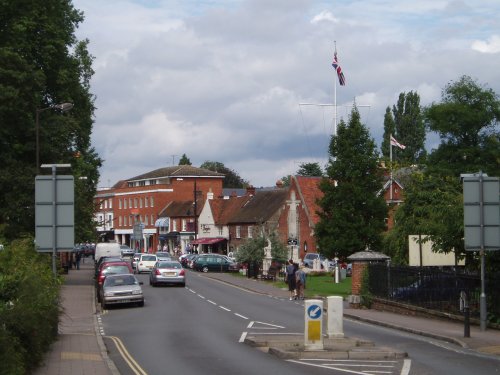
[[202, 266, 209, 273]]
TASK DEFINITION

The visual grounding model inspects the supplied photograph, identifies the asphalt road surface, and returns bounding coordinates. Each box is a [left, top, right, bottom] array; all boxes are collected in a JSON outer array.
[[99, 270, 500, 375]]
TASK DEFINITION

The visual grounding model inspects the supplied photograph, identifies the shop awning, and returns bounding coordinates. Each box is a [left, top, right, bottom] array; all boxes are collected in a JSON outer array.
[[154, 217, 169, 228], [191, 237, 226, 245]]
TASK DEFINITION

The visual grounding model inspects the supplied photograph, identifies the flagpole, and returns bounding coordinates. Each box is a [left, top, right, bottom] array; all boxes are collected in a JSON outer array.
[[390, 133, 393, 201], [334, 41, 338, 137]]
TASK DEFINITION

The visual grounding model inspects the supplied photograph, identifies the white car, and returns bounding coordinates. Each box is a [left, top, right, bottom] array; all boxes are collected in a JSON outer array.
[[137, 254, 158, 273]]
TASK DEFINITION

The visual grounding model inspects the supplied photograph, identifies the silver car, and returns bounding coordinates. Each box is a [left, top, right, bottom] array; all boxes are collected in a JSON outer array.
[[149, 260, 186, 287], [100, 274, 144, 309]]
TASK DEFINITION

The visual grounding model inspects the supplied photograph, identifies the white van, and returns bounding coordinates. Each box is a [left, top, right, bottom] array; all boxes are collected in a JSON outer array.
[[95, 242, 122, 263]]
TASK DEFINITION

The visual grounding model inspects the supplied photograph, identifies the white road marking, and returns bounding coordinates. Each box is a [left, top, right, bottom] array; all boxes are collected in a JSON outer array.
[[401, 359, 411, 375], [234, 313, 248, 319], [219, 305, 231, 312], [197, 294, 205, 299], [239, 332, 248, 343], [207, 299, 217, 305]]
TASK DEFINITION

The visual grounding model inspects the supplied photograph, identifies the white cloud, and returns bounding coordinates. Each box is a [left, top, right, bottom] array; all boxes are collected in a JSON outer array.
[[72, 0, 500, 188], [472, 35, 500, 54]]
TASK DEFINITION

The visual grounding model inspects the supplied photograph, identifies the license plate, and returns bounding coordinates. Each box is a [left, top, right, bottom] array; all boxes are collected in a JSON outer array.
[[163, 272, 176, 276]]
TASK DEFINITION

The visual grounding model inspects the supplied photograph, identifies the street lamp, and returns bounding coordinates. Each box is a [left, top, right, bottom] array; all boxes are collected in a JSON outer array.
[[36, 102, 74, 174]]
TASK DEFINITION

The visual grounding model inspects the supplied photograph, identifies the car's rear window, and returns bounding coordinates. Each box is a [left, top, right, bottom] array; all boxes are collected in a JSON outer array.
[[158, 262, 182, 269], [105, 275, 137, 286], [103, 265, 130, 274], [142, 255, 156, 261]]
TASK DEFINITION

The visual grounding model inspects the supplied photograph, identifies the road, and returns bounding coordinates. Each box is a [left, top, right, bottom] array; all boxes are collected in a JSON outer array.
[[99, 270, 500, 375]]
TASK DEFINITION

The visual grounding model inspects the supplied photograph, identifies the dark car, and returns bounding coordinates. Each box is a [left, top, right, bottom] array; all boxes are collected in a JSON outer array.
[[192, 254, 239, 273]]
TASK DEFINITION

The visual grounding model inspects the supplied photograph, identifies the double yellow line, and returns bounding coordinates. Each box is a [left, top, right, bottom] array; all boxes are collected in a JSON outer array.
[[107, 336, 148, 375]]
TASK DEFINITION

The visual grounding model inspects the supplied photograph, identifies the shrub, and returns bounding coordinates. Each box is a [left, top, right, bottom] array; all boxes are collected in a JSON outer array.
[[0, 239, 61, 375]]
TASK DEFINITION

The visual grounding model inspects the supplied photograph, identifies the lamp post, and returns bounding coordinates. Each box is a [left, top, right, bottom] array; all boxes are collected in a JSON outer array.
[[36, 103, 74, 174]]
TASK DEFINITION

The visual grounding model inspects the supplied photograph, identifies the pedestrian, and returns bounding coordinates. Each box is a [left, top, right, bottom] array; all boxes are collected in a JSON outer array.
[[286, 259, 297, 300], [295, 265, 306, 300], [75, 250, 82, 270]]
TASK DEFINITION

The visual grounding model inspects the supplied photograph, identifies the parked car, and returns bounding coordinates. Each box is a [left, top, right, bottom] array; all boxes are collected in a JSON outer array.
[[155, 251, 171, 261], [96, 261, 134, 301], [120, 245, 134, 258], [94, 256, 123, 278], [303, 253, 333, 269], [180, 254, 196, 268], [192, 254, 240, 273], [100, 274, 144, 309], [137, 254, 158, 273], [149, 261, 186, 287]]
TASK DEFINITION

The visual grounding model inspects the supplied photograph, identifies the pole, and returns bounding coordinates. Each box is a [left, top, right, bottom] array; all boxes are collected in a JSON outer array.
[[51, 165, 57, 277], [389, 134, 393, 201], [36, 109, 40, 174], [334, 41, 337, 137], [194, 179, 198, 240], [479, 172, 487, 331]]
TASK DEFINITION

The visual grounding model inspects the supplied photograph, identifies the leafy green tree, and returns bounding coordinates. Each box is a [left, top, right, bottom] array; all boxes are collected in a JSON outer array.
[[236, 235, 266, 264], [425, 75, 500, 177], [315, 106, 387, 260], [383, 92, 426, 164], [178, 154, 191, 165], [297, 162, 323, 177], [201, 161, 249, 188], [383, 172, 464, 264], [0, 1, 101, 241], [381, 106, 396, 159]]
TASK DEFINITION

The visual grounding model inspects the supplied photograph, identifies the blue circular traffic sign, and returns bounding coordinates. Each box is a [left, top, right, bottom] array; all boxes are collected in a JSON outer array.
[[307, 304, 322, 319]]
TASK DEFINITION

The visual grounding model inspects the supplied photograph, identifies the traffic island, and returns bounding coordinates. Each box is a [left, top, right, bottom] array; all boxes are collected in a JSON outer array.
[[244, 334, 407, 360]]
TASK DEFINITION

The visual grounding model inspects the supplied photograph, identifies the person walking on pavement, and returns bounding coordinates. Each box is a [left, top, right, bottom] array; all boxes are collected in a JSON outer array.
[[75, 250, 82, 270], [286, 259, 297, 300], [295, 265, 306, 300]]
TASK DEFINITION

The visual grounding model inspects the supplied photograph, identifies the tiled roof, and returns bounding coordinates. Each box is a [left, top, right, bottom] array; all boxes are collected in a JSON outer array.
[[210, 196, 252, 225], [294, 176, 323, 225], [158, 198, 203, 217], [228, 190, 288, 224], [127, 165, 225, 182]]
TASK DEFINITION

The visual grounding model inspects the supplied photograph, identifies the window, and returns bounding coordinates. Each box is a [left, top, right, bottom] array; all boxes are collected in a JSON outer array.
[[109, 199, 112, 209], [104, 200, 107, 209], [248, 226, 253, 238], [236, 226, 241, 239], [118, 216, 122, 227], [149, 179, 156, 185], [150, 197, 154, 207], [139, 198, 143, 208], [145, 216, 148, 225], [145, 197, 148, 207], [119, 199, 122, 209], [173, 220, 177, 232], [182, 219, 187, 232], [129, 198, 132, 208], [151, 215, 154, 226], [134, 198, 138, 208], [139, 181, 145, 186], [124, 199, 127, 209]]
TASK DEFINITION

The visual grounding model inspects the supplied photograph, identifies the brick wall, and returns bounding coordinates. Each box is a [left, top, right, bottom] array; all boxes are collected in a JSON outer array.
[[351, 262, 367, 295]]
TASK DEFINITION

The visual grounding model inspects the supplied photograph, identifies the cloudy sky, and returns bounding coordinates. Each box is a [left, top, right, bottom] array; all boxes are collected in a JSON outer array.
[[72, 0, 500, 188]]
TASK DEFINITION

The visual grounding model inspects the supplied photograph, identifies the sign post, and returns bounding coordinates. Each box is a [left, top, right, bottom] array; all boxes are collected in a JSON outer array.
[[304, 299, 323, 350], [35, 164, 74, 277], [462, 172, 500, 331]]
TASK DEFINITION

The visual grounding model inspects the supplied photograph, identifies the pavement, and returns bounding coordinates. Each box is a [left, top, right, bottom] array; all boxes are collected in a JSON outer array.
[[33, 262, 500, 375]]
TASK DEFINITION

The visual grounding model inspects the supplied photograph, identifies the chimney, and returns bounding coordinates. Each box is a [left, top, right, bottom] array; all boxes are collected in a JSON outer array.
[[246, 185, 256, 196]]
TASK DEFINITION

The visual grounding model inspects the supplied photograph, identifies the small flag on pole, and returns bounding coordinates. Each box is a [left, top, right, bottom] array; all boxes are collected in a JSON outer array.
[[332, 51, 346, 86], [390, 135, 406, 149]]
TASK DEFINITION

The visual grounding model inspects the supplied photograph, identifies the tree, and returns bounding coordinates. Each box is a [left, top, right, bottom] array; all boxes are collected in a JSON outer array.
[[383, 172, 464, 264], [0, 1, 101, 241], [178, 154, 191, 165], [200, 161, 249, 188], [383, 92, 426, 164], [297, 162, 323, 177], [425, 76, 500, 177], [315, 106, 387, 260]]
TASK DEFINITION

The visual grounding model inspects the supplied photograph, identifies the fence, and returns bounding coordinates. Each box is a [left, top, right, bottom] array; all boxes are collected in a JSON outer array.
[[367, 264, 500, 319]]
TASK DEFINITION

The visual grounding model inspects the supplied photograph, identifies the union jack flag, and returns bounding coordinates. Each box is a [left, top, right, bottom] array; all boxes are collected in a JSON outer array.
[[332, 51, 346, 86]]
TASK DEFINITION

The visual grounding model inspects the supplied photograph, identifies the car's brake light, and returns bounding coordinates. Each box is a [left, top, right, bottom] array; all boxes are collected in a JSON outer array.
[[179, 269, 185, 276], [155, 269, 161, 275]]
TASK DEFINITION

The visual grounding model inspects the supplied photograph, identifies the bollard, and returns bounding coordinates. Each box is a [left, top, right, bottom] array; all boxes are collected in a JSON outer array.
[[304, 299, 324, 350], [327, 296, 344, 338], [464, 307, 470, 338]]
